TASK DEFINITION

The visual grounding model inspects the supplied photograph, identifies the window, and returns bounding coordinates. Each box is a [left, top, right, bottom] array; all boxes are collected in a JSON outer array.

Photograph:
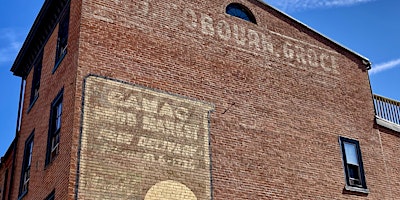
[[339, 136, 368, 193], [226, 3, 257, 24], [19, 132, 34, 197], [29, 52, 43, 107], [54, 6, 70, 72], [44, 190, 55, 200], [46, 89, 63, 165]]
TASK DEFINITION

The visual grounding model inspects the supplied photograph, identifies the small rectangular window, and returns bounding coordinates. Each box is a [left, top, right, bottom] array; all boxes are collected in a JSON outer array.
[[53, 6, 70, 72], [339, 136, 368, 193], [29, 52, 43, 107], [19, 132, 34, 197], [46, 89, 63, 165]]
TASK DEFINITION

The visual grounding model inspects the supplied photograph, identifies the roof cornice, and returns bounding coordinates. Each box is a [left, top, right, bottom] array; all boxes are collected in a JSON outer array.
[[11, 0, 372, 76], [10, 0, 70, 77]]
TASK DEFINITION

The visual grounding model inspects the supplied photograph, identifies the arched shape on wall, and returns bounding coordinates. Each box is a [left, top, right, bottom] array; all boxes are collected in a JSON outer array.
[[226, 3, 257, 24], [144, 180, 197, 200]]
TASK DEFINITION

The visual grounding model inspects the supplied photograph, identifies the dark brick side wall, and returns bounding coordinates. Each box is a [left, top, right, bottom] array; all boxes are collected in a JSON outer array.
[[9, 0, 82, 199], [0, 147, 13, 200]]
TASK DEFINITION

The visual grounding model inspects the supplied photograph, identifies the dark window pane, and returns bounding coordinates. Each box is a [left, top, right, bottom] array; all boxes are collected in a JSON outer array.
[[56, 102, 62, 131], [27, 142, 33, 167], [55, 6, 70, 69], [347, 164, 360, 180], [344, 142, 359, 165], [45, 190, 55, 200], [226, 3, 257, 24], [19, 133, 34, 196], [30, 53, 43, 105], [46, 89, 63, 165]]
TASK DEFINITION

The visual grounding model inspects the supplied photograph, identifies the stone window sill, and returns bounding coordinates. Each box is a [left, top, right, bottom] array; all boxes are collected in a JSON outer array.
[[344, 185, 369, 194]]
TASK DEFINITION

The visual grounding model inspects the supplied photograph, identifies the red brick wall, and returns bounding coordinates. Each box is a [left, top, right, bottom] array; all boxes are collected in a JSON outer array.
[[0, 147, 13, 200], [9, 0, 400, 199], [72, 0, 391, 199], [376, 126, 400, 199], [9, 0, 82, 199]]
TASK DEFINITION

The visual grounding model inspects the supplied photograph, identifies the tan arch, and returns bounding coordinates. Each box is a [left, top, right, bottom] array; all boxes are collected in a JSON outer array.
[[144, 180, 197, 200]]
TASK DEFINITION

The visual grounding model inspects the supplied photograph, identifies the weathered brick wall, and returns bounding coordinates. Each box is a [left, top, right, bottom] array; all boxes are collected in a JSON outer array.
[[70, 0, 397, 199], [77, 76, 213, 199]]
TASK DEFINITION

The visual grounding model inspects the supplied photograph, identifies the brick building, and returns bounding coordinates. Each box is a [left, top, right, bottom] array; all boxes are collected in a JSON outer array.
[[1, 0, 400, 199]]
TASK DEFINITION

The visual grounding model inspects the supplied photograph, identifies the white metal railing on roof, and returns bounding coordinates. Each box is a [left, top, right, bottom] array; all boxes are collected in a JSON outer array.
[[373, 94, 400, 126]]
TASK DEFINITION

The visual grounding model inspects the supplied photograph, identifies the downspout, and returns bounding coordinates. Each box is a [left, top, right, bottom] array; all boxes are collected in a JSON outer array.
[[363, 59, 375, 118], [8, 77, 25, 200], [366, 60, 394, 199]]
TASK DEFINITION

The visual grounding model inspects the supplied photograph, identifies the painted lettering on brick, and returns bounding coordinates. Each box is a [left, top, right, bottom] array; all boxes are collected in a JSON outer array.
[[78, 76, 213, 200], [180, 8, 339, 74], [90, 0, 340, 74]]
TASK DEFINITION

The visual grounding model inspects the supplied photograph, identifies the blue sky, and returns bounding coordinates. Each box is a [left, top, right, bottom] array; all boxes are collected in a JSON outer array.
[[1, 0, 399, 156]]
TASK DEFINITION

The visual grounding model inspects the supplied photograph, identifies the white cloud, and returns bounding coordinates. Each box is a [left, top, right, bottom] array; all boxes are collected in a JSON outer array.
[[265, 0, 376, 12], [0, 29, 23, 64], [369, 58, 400, 75]]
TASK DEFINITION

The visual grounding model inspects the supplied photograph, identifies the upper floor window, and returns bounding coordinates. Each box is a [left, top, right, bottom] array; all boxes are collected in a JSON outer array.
[[53, 6, 70, 72], [339, 136, 368, 193], [19, 132, 34, 198], [46, 89, 63, 165], [29, 52, 43, 108], [226, 3, 257, 24]]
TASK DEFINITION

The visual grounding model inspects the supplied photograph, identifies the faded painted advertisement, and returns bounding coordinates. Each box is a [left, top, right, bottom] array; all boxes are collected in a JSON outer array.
[[89, 0, 339, 75], [77, 76, 213, 199]]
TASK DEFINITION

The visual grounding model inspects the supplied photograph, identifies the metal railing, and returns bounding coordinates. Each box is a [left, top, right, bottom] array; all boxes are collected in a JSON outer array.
[[373, 94, 400, 125]]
